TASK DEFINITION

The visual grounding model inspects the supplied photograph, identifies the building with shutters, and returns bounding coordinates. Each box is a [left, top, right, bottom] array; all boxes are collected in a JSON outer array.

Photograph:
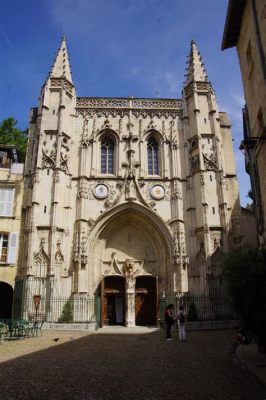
[[15, 38, 255, 327], [0, 145, 24, 318], [222, 0, 266, 247]]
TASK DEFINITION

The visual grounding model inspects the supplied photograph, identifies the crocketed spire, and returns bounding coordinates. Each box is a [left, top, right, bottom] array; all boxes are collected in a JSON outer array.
[[50, 37, 73, 83], [184, 40, 209, 86]]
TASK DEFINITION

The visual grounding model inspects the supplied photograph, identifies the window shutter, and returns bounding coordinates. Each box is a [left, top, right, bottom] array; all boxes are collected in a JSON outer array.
[[0, 189, 5, 215], [6, 189, 14, 216], [0, 189, 14, 216], [7, 233, 17, 264]]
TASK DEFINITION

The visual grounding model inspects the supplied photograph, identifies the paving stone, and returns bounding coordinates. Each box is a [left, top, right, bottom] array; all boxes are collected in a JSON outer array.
[[0, 329, 266, 400]]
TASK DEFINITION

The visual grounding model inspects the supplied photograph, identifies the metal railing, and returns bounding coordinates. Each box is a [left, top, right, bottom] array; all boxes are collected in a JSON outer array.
[[13, 294, 98, 323], [160, 293, 234, 322]]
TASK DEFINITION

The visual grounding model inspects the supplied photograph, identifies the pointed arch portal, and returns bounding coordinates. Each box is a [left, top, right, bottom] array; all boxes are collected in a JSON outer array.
[[91, 203, 172, 327]]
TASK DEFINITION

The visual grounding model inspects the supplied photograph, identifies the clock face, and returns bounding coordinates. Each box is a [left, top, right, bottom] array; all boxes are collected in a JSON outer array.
[[94, 184, 108, 199], [150, 185, 165, 200]]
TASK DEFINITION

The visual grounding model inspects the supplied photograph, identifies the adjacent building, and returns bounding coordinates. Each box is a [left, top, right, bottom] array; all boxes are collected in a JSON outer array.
[[0, 145, 24, 318], [222, 0, 266, 246], [15, 38, 250, 326]]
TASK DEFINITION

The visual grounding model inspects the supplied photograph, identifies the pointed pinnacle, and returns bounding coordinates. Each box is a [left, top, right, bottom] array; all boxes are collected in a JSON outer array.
[[50, 37, 73, 84]]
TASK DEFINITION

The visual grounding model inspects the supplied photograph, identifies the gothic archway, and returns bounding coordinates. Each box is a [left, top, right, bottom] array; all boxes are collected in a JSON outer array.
[[0, 282, 13, 319], [87, 203, 173, 327]]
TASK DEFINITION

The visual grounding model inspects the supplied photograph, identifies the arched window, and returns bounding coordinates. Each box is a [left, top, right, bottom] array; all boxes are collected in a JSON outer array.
[[101, 136, 114, 174], [147, 137, 159, 175]]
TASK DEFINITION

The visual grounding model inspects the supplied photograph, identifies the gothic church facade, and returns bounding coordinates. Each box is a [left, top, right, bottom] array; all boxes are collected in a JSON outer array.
[[18, 39, 244, 326]]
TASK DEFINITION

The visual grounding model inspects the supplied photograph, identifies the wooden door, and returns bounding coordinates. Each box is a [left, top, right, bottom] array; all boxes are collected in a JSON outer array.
[[102, 276, 125, 325], [135, 276, 156, 326]]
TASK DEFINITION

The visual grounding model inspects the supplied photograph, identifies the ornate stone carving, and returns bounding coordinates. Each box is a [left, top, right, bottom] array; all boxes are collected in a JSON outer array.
[[60, 136, 70, 173], [132, 98, 182, 110], [77, 178, 89, 199], [220, 173, 229, 191], [125, 179, 136, 201], [196, 81, 209, 92], [146, 119, 157, 131], [101, 119, 112, 130], [123, 259, 138, 290], [132, 110, 181, 119], [171, 181, 182, 200], [190, 154, 200, 174], [73, 228, 88, 265], [76, 98, 130, 108], [172, 228, 187, 265], [54, 170, 60, 183], [184, 82, 194, 98], [140, 181, 171, 203], [102, 252, 122, 275], [88, 218, 95, 229], [34, 238, 50, 277], [104, 186, 119, 208], [165, 136, 178, 149], [42, 148, 56, 169], [33, 170, 40, 183], [162, 119, 165, 135], [80, 118, 91, 148], [55, 239, 64, 266], [203, 152, 217, 171], [50, 77, 73, 94], [67, 176, 72, 189], [76, 97, 182, 110]]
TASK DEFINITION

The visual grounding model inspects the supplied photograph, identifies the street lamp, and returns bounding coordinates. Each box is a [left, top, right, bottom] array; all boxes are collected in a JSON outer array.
[[33, 294, 41, 322]]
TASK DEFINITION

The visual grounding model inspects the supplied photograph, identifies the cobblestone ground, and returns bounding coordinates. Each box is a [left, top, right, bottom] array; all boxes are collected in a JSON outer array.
[[0, 329, 266, 400]]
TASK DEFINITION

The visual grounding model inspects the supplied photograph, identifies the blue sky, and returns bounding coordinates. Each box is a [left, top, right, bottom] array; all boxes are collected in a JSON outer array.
[[0, 0, 250, 205]]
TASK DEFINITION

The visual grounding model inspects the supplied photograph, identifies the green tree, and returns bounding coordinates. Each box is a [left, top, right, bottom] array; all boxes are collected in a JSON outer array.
[[222, 247, 266, 352], [0, 117, 28, 162], [58, 299, 74, 323]]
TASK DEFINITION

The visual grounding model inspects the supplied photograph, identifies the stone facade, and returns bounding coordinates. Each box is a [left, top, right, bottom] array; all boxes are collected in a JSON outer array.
[[18, 39, 247, 325], [222, 0, 266, 246], [0, 145, 24, 317]]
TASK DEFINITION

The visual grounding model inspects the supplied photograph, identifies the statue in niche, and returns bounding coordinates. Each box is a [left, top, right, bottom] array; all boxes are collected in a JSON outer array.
[[123, 259, 138, 290]]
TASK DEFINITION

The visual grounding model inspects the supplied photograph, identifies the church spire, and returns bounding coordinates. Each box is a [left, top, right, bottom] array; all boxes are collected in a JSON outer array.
[[184, 40, 209, 86], [50, 37, 73, 84]]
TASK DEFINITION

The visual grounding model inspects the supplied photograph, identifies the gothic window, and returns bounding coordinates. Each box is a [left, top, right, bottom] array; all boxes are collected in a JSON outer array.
[[101, 136, 114, 174], [147, 137, 159, 175]]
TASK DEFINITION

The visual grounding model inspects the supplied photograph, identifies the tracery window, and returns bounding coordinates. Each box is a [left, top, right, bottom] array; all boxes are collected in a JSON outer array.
[[147, 137, 159, 175], [101, 136, 114, 174]]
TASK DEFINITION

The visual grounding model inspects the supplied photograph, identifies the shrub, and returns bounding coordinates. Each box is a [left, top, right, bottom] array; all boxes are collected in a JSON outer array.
[[222, 247, 266, 352], [187, 302, 198, 321], [58, 299, 74, 323]]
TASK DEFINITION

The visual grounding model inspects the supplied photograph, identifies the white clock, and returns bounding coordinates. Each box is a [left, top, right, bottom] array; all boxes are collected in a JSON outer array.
[[94, 184, 108, 199], [150, 185, 165, 200]]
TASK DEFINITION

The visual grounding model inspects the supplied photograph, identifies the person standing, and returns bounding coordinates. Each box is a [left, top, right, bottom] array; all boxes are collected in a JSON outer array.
[[164, 304, 174, 341], [177, 305, 186, 342]]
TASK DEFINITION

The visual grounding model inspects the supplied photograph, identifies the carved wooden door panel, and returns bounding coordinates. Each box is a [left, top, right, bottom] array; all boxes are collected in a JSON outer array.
[[102, 276, 125, 325], [135, 276, 157, 326], [135, 293, 145, 323]]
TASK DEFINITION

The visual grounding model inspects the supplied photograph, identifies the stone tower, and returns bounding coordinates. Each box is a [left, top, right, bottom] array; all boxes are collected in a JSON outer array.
[[182, 41, 241, 293], [18, 38, 242, 326]]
